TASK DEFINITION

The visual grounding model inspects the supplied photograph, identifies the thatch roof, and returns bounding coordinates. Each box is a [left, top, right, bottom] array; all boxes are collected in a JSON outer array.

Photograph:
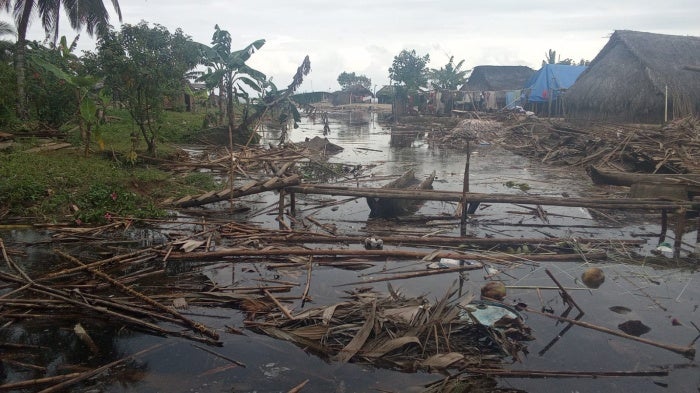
[[565, 30, 700, 123], [460, 66, 534, 92], [375, 85, 395, 97], [343, 84, 373, 96]]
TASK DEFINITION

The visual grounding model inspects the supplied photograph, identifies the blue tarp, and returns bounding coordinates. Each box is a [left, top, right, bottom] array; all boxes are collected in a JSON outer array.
[[525, 64, 586, 103]]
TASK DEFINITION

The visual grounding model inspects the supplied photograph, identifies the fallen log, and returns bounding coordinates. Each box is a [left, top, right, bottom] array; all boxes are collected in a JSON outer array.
[[588, 165, 700, 199], [172, 174, 301, 208], [287, 185, 696, 210], [366, 170, 436, 217], [224, 233, 644, 248], [162, 247, 607, 263]]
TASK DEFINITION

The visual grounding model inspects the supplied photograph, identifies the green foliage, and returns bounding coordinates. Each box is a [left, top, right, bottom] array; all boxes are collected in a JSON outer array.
[[96, 22, 202, 155], [389, 49, 430, 92], [0, 61, 16, 126], [337, 71, 371, 90], [0, 110, 217, 223], [24, 41, 80, 127], [542, 49, 587, 66], [429, 56, 468, 90], [197, 25, 266, 137]]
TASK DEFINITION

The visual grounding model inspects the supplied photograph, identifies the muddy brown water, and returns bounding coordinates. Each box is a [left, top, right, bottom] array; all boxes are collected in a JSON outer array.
[[1, 111, 698, 392]]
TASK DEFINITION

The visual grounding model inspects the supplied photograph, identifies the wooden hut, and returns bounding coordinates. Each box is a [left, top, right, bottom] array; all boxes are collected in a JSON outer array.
[[459, 66, 534, 110], [460, 65, 535, 92], [565, 30, 700, 124], [331, 85, 373, 106], [375, 85, 395, 104]]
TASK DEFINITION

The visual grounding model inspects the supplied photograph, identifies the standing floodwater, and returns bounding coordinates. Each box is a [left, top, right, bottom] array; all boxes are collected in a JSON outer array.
[[1, 110, 698, 393]]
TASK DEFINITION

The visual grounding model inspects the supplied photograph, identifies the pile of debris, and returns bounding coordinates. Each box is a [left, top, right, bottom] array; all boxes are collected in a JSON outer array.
[[246, 284, 533, 371], [503, 116, 700, 174], [427, 119, 503, 148]]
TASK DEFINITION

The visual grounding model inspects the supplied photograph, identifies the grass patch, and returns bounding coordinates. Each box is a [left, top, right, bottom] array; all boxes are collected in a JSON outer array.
[[1, 109, 223, 224]]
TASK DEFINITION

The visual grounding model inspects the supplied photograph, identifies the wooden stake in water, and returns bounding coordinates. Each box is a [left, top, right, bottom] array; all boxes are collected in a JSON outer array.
[[460, 141, 471, 236]]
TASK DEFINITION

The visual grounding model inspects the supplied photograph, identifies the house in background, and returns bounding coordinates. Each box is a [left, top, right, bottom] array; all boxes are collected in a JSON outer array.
[[523, 64, 587, 116], [458, 65, 534, 110], [331, 85, 374, 106], [565, 30, 700, 124]]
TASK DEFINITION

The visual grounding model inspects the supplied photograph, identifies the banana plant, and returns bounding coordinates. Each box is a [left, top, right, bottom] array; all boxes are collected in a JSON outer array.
[[196, 25, 266, 147], [28, 44, 104, 156]]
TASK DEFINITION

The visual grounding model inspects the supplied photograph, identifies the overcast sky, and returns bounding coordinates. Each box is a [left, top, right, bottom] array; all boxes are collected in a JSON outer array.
[[8, 0, 700, 93]]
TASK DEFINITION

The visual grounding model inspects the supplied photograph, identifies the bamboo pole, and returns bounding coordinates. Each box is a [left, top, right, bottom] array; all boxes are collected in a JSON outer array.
[[337, 263, 484, 286], [0, 373, 82, 391], [36, 343, 163, 393], [162, 247, 607, 263], [465, 368, 668, 378], [286, 185, 694, 210], [223, 233, 644, 247], [460, 141, 471, 236], [522, 305, 695, 359], [673, 207, 686, 259], [56, 250, 220, 340]]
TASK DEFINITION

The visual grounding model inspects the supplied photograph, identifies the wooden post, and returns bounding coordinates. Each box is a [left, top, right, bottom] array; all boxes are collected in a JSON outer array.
[[664, 85, 668, 123], [290, 192, 296, 217], [660, 209, 668, 244], [695, 197, 700, 255], [278, 189, 286, 219], [460, 141, 471, 236], [673, 207, 686, 260]]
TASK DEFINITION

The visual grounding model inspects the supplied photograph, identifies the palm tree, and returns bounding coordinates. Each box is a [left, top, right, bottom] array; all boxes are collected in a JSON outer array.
[[0, 20, 14, 60], [0, 0, 122, 119]]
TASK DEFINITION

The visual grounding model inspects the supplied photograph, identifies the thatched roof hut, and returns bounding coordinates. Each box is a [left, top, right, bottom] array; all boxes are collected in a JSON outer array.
[[565, 30, 700, 123], [331, 84, 373, 105], [460, 66, 535, 92]]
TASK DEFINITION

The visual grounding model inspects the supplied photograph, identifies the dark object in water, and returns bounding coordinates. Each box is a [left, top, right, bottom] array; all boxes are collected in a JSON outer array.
[[609, 306, 632, 314], [480, 281, 507, 301], [618, 320, 651, 336], [587, 165, 699, 199], [367, 169, 436, 218], [297, 136, 343, 155], [581, 267, 605, 289]]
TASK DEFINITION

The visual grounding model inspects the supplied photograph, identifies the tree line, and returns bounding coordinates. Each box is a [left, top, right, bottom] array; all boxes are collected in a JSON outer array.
[[1, 0, 309, 157]]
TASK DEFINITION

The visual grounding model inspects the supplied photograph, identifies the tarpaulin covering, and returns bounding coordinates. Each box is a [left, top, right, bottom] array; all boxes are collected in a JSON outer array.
[[525, 64, 586, 103]]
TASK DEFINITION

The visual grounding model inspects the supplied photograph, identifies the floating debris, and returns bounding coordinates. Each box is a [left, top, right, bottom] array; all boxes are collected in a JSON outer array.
[[481, 281, 507, 301], [618, 320, 652, 337], [581, 267, 606, 289], [609, 306, 632, 314]]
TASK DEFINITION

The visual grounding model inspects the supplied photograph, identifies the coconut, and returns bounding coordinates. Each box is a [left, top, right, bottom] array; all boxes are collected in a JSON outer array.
[[480, 281, 506, 300], [581, 267, 605, 289]]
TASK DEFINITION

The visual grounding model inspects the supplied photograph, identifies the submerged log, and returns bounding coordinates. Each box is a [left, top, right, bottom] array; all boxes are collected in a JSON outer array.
[[587, 165, 700, 199], [367, 170, 436, 217]]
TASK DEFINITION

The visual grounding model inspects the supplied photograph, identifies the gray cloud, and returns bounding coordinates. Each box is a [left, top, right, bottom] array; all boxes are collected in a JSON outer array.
[[8, 0, 700, 92]]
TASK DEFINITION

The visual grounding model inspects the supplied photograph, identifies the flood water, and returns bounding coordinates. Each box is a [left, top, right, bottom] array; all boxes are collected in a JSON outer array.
[[1, 110, 698, 392]]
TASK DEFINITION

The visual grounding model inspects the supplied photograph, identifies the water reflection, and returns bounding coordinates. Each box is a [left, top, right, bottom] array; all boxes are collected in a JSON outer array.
[[2, 110, 698, 393]]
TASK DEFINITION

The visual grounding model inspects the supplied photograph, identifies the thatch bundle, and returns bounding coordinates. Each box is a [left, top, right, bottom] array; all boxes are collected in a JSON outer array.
[[427, 119, 502, 147], [247, 285, 533, 372], [566, 30, 700, 124]]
